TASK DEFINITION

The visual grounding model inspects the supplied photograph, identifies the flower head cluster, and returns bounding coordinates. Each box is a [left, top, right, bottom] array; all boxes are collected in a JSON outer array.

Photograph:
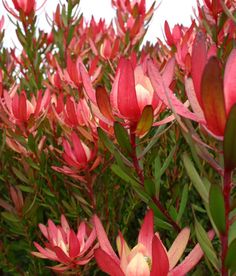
[[32, 215, 97, 272], [93, 210, 214, 276]]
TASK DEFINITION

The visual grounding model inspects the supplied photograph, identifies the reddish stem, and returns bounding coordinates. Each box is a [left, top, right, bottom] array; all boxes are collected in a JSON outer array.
[[221, 169, 231, 276], [130, 131, 144, 185], [129, 130, 180, 232], [85, 172, 96, 210]]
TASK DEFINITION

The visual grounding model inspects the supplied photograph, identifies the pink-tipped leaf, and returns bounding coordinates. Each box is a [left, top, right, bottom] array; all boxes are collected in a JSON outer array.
[[148, 60, 200, 122], [138, 209, 154, 256], [169, 230, 215, 276], [150, 235, 169, 276], [93, 215, 120, 264], [167, 227, 190, 270]]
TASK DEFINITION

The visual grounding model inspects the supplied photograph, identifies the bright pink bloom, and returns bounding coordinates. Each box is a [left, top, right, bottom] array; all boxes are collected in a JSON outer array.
[[100, 37, 120, 60], [80, 56, 168, 134], [66, 54, 82, 87], [94, 210, 214, 276], [112, 0, 154, 44], [148, 39, 236, 139], [62, 132, 93, 170], [12, 0, 35, 14], [52, 132, 100, 180], [1, 89, 50, 128], [164, 21, 195, 73], [63, 97, 94, 129], [188, 36, 236, 138], [110, 58, 163, 125], [32, 215, 97, 272], [3, 0, 36, 17]]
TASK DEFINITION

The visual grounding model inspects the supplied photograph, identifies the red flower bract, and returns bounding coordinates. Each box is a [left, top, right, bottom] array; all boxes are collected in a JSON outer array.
[[93, 210, 214, 276]]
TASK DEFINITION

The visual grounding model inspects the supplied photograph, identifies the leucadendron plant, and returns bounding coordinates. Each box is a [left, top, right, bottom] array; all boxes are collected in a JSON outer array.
[[0, 0, 236, 275]]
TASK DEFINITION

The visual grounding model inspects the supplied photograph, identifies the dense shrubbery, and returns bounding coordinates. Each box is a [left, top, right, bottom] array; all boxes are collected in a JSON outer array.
[[0, 0, 236, 275]]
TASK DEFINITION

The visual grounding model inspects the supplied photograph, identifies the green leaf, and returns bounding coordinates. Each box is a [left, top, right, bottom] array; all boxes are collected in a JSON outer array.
[[98, 127, 132, 168], [111, 164, 140, 188], [1, 212, 20, 223], [28, 133, 36, 153], [223, 104, 236, 171], [225, 239, 236, 272], [144, 179, 155, 197], [136, 105, 153, 136], [229, 220, 236, 244], [154, 217, 173, 231], [182, 153, 208, 203], [195, 218, 219, 271], [209, 184, 226, 233], [140, 124, 167, 158], [153, 155, 161, 197], [12, 167, 29, 184], [160, 146, 176, 176], [111, 164, 152, 204], [114, 122, 132, 154], [98, 127, 116, 154], [25, 157, 39, 170], [17, 185, 34, 193], [176, 184, 188, 223]]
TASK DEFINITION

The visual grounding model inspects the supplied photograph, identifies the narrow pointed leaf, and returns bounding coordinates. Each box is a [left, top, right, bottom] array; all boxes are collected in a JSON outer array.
[[167, 228, 190, 270], [111, 164, 140, 188], [223, 104, 236, 171], [229, 220, 236, 244], [170, 230, 215, 276], [97, 127, 116, 154], [225, 239, 236, 272], [136, 105, 153, 136], [144, 179, 156, 197], [114, 122, 132, 154], [201, 57, 226, 136], [176, 184, 188, 223], [148, 60, 199, 122], [93, 215, 119, 263], [194, 218, 219, 271], [209, 184, 226, 233], [182, 153, 208, 203]]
